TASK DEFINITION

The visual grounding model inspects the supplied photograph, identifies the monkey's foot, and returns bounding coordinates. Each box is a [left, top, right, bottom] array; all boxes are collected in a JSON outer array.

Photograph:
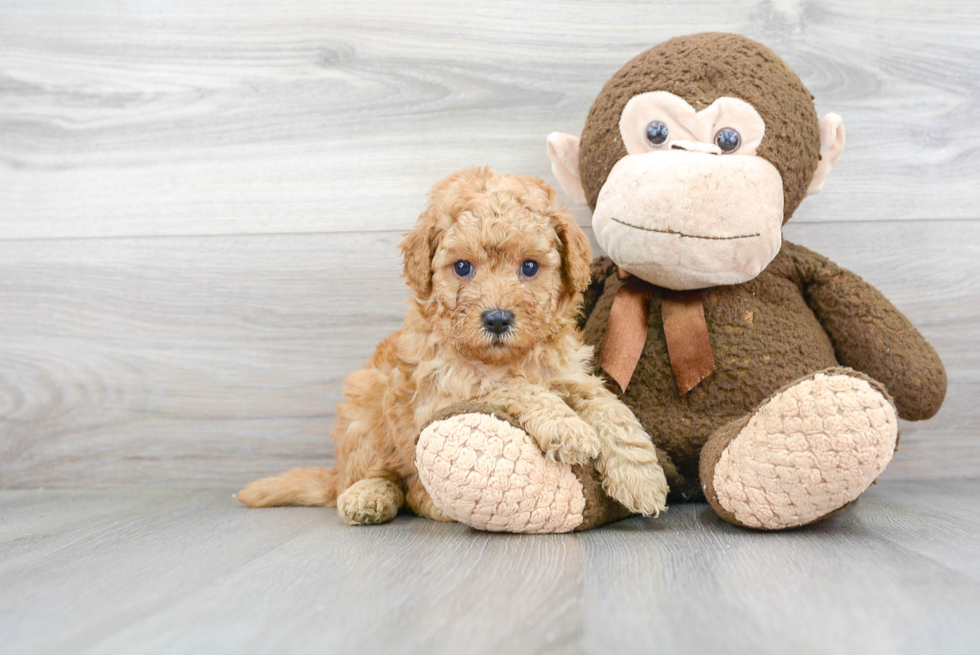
[[701, 369, 899, 530], [416, 409, 587, 533]]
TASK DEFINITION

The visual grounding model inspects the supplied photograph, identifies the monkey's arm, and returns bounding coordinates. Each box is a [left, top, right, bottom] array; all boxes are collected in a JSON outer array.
[[789, 242, 947, 421], [578, 256, 617, 330]]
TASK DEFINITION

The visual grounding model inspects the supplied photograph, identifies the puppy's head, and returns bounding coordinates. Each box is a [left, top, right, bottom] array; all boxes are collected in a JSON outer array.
[[401, 167, 592, 364]]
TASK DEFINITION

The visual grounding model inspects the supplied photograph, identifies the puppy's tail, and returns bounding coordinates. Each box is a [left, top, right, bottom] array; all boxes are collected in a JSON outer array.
[[234, 467, 339, 508]]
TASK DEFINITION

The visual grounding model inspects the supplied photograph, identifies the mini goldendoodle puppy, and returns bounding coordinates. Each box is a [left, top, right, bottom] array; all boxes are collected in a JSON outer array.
[[236, 168, 668, 526]]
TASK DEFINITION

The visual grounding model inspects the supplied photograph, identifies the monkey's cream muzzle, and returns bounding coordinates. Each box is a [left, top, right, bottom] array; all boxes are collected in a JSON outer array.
[[592, 150, 784, 290]]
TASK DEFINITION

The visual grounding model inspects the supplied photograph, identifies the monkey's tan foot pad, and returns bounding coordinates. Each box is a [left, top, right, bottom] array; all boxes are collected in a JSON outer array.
[[703, 372, 899, 530], [416, 412, 586, 533]]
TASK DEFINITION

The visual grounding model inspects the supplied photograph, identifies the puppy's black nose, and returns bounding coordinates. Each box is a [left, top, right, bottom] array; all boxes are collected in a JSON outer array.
[[482, 309, 514, 336]]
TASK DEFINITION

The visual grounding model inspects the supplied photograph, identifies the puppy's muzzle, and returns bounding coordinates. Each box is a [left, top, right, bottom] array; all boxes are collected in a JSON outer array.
[[482, 309, 514, 336]]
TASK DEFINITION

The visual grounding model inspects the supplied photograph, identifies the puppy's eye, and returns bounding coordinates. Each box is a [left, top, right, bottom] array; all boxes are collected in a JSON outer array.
[[714, 127, 741, 153], [520, 260, 539, 278], [645, 121, 669, 147], [453, 260, 473, 278]]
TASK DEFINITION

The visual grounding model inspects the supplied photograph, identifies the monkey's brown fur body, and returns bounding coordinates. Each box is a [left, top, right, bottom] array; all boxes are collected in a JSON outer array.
[[581, 243, 946, 501]]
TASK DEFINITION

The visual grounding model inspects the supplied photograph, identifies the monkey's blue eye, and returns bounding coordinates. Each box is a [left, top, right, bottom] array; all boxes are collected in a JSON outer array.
[[646, 121, 669, 146], [715, 127, 741, 153], [521, 260, 539, 278], [454, 260, 473, 278]]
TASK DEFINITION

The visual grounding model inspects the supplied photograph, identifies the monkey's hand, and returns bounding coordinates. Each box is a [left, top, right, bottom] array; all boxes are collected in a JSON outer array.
[[795, 242, 947, 421]]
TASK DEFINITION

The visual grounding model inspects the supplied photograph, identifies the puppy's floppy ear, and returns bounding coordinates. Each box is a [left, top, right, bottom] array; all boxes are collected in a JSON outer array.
[[554, 207, 593, 296], [400, 208, 440, 297], [518, 174, 593, 296]]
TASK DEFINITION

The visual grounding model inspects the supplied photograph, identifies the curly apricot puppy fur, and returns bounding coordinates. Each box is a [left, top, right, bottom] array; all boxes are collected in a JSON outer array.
[[236, 168, 667, 525]]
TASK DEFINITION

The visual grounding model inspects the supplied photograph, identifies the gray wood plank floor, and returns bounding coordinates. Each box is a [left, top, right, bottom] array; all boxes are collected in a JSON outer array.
[[1, 480, 979, 655]]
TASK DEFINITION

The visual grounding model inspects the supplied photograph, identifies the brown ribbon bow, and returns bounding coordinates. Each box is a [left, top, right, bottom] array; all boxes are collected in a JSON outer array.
[[599, 273, 716, 396]]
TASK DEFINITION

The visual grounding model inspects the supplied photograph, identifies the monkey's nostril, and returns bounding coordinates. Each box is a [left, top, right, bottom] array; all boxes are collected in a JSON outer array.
[[482, 309, 514, 336]]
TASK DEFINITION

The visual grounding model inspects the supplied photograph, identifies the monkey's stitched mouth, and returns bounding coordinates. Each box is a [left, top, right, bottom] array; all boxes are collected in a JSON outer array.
[[611, 217, 760, 241]]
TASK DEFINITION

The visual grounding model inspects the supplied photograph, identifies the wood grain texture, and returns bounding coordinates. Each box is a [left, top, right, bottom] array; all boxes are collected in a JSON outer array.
[[1, 0, 979, 240], [1, 481, 979, 655], [1, 221, 977, 488], [1, 0, 978, 488]]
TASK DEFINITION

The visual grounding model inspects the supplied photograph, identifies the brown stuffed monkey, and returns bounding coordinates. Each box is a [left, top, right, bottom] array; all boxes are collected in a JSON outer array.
[[414, 33, 947, 531]]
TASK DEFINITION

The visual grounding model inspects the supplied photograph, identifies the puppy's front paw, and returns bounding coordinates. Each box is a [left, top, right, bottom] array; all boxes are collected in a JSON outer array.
[[602, 457, 669, 517], [530, 416, 602, 465]]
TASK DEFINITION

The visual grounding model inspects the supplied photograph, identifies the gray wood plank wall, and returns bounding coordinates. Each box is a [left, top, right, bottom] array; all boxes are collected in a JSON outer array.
[[2, 0, 978, 488]]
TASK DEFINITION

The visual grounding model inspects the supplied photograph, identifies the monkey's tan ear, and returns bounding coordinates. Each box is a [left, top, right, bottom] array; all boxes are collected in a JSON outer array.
[[400, 210, 439, 297], [547, 132, 588, 206], [807, 114, 845, 196]]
